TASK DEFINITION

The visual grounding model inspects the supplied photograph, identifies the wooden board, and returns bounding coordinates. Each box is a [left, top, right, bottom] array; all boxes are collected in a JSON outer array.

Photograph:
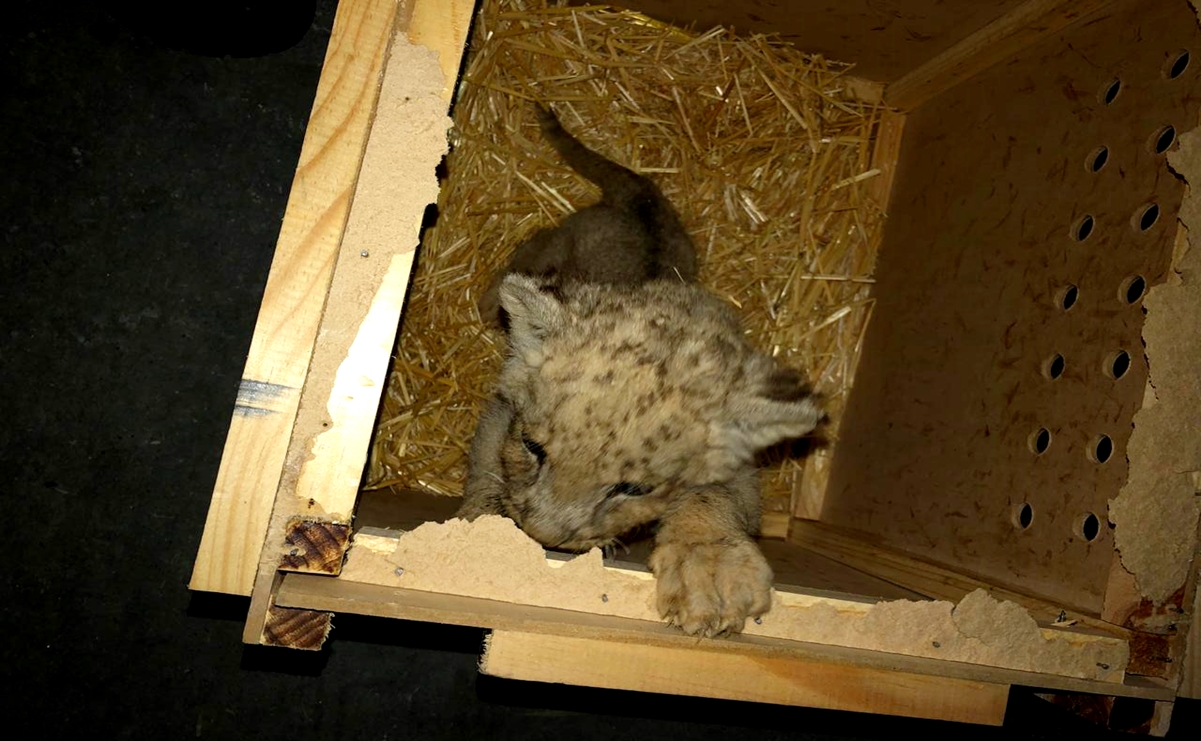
[[240, 4, 473, 644], [274, 572, 1174, 700], [595, 0, 1029, 83], [825, 0, 1201, 614], [190, 0, 406, 597], [481, 630, 1010, 725]]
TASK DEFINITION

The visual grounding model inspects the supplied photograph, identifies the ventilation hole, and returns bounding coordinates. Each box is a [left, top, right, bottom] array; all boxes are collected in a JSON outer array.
[[1072, 214, 1095, 242], [1043, 353, 1066, 380], [1100, 77, 1122, 105], [1108, 350, 1131, 379], [1079, 512, 1101, 542], [1086, 146, 1109, 173], [1151, 125, 1177, 155], [1015, 503, 1034, 530], [1029, 428, 1052, 455], [1057, 284, 1079, 311], [1166, 50, 1191, 79], [1121, 275, 1147, 304], [1090, 434, 1114, 463], [1133, 203, 1160, 233]]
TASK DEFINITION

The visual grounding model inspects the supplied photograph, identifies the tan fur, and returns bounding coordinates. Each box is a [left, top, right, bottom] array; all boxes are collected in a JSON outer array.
[[460, 276, 822, 637]]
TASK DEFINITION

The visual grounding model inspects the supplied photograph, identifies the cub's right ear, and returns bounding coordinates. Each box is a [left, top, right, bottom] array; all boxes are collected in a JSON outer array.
[[498, 273, 567, 364]]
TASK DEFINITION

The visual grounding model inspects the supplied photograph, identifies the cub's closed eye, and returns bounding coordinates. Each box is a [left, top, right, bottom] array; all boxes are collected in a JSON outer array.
[[521, 435, 547, 464], [608, 482, 650, 497]]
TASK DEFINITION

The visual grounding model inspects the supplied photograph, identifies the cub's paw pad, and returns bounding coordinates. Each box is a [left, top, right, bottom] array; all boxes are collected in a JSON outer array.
[[649, 539, 773, 638]]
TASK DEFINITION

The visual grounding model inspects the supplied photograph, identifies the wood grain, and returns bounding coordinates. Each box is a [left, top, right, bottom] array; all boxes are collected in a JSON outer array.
[[240, 3, 470, 644], [190, 0, 403, 597], [885, 0, 1112, 110], [481, 630, 1010, 725], [261, 606, 332, 650], [825, 0, 1201, 613], [275, 573, 1173, 700]]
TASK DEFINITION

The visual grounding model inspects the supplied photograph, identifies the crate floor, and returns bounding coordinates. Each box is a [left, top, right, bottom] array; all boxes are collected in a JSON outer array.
[[1, 1, 1196, 739]]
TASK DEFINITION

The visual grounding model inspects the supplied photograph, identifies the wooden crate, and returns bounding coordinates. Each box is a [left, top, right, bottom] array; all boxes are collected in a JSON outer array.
[[190, 0, 1201, 733]]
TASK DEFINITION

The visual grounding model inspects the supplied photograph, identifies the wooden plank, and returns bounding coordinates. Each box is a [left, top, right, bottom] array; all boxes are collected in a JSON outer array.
[[190, 0, 405, 597], [274, 573, 1174, 700], [826, 0, 1201, 614], [481, 630, 1010, 726], [884, 0, 1112, 110], [339, 522, 1128, 681], [241, 4, 471, 644], [790, 521, 1131, 639]]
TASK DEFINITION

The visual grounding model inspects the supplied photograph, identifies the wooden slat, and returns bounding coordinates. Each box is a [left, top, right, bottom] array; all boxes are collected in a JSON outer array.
[[481, 630, 1010, 726], [241, 3, 472, 644], [190, 0, 406, 597], [275, 574, 1175, 701], [884, 0, 1111, 110]]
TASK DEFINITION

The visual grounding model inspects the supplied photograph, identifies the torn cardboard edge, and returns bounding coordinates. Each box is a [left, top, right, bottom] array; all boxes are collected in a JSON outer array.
[[1108, 120, 1201, 611], [341, 515, 1128, 682]]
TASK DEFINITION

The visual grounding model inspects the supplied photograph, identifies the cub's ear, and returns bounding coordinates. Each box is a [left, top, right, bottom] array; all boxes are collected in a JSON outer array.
[[719, 367, 824, 459], [498, 273, 567, 363]]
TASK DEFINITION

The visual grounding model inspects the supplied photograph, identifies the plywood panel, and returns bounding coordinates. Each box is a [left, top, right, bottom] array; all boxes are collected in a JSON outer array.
[[825, 0, 1201, 613], [598, 1, 1027, 82]]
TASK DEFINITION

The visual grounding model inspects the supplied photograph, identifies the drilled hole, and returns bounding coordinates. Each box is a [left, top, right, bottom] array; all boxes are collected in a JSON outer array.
[[1166, 50, 1191, 79], [1121, 275, 1147, 304], [1072, 214, 1095, 242], [1151, 125, 1177, 155], [1057, 284, 1079, 311], [1090, 434, 1114, 463], [1014, 503, 1034, 530], [1086, 146, 1109, 173], [1043, 353, 1065, 380], [1029, 428, 1052, 455], [1134, 203, 1160, 232], [1108, 350, 1131, 379], [1079, 512, 1101, 542], [1099, 77, 1122, 105]]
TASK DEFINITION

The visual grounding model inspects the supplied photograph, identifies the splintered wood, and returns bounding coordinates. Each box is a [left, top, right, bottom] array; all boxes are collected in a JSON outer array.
[[367, 0, 887, 514]]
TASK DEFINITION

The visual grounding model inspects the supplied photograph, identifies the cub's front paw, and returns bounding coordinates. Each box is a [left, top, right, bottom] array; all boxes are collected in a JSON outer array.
[[648, 537, 773, 637]]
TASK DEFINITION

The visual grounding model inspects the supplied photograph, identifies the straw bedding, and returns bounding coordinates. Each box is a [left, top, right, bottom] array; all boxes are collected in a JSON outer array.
[[366, 0, 887, 517]]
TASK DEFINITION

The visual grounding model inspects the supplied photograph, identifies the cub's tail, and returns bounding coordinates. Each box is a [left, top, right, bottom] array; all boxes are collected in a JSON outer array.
[[535, 105, 659, 210]]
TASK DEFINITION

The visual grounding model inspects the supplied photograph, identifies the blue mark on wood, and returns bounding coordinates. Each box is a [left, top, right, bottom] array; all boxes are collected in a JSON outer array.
[[233, 379, 296, 416]]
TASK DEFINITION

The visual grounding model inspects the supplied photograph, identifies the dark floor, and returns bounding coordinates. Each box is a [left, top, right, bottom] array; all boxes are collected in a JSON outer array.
[[1, 1, 1196, 738]]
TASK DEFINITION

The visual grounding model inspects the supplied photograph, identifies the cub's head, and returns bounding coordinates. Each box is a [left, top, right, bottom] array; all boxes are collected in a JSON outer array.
[[486, 274, 821, 551]]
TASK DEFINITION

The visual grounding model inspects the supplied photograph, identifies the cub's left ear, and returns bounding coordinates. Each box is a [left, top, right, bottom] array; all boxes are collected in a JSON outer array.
[[497, 273, 567, 363], [721, 367, 824, 455]]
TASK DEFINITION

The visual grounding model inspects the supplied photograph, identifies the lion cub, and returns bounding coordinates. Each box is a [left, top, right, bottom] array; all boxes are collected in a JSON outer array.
[[459, 106, 821, 637]]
